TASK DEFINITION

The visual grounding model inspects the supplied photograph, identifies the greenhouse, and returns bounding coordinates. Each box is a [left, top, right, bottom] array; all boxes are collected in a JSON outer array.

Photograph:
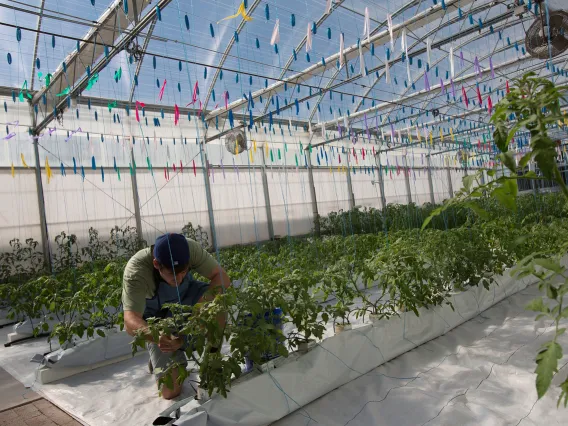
[[1, 0, 568, 424]]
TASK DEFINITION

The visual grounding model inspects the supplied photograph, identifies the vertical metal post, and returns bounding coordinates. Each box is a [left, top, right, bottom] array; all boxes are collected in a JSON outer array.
[[426, 155, 435, 204], [403, 155, 412, 204], [346, 151, 355, 210], [28, 104, 51, 270], [199, 144, 218, 250], [306, 151, 320, 237], [374, 153, 387, 210], [260, 146, 275, 240], [32, 140, 52, 271], [129, 148, 144, 244], [446, 166, 454, 198], [529, 162, 538, 196]]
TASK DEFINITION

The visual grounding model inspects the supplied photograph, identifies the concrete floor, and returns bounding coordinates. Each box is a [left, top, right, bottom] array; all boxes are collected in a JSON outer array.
[[0, 367, 39, 412], [0, 367, 82, 425]]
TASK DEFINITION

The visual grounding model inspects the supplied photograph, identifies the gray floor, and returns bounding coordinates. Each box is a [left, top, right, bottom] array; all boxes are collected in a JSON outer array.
[[0, 366, 39, 412]]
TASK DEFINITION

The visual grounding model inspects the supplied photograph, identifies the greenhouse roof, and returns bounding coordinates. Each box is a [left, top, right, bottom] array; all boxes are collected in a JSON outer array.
[[0, 0, 566, 150]]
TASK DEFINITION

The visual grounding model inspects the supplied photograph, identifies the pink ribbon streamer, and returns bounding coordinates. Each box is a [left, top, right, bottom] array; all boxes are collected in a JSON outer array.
[[2, 133, 15, 140], [424, 72, 430, 91], [48, 127, 56, 135], [440, 79, 445, 95], [489, 57, 494, 79], [450, 78, 455, 99], [158, 79, 167, 101], [224, 91, 229, 110], [462, 86, 469, 108], [135, 101, 145, 122], [488, 95, 493, 115], [174, 104, 180, 125]]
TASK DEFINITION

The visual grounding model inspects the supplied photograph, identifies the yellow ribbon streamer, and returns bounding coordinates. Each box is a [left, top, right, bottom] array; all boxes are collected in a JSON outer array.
[[45, 157, 52, 183], [217, 2, 252, 24], [11, 162, 14, 178], [249, 149, 253, 163], [253, 140, 257, 152], [21, 153, 28, 168], [450, 128, 455, 142], [439, 128, 444, 142], [416, 125, 421, 142]]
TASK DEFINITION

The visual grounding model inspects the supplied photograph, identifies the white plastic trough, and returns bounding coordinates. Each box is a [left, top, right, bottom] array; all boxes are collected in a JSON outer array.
[[36, 326, 143, 384], [168, 257, 567, 426]]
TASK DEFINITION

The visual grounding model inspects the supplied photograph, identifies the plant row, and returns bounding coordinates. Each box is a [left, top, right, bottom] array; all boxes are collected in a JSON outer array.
[[135, 209, 568, 397]]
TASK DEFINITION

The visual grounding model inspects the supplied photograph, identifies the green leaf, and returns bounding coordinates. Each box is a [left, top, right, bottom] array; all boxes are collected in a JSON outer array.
[[525, 298, 547, 313], [535, 341, 562, 399], [499, 152, 517, 173], [42, 322, 49, 331], [533, 258, 564, 274], [463, 202, 489, 219], [96, 329, 106, 338], [519, 152, 533, 169]]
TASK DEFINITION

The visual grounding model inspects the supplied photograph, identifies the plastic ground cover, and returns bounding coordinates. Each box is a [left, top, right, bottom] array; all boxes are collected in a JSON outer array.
[[0, 263, 565, 425], [174, 261, 568, 426]]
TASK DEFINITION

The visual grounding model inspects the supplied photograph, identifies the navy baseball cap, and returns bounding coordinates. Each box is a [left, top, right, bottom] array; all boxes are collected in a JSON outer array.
[[153, 233, 190, 269]]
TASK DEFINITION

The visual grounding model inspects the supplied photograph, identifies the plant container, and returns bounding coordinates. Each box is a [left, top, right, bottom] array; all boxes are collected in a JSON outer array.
[[297, 339, 316, 354], [333, 323, 352, 335]]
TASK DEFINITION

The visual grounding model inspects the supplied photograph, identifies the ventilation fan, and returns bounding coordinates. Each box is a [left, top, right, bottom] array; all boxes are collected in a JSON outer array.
[[525, 7, 568, 59], [225, 129, 248, 155]]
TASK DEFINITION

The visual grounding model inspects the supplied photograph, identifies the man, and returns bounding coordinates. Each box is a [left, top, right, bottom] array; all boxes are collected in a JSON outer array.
[[122, 233, 230, 400]]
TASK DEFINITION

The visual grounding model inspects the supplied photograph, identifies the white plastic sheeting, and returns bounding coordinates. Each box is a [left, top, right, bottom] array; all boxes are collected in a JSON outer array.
[[174, 263, 568, 426]]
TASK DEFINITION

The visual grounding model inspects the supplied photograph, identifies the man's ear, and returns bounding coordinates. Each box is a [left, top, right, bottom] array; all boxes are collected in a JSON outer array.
[[153, 259, 161, 270]]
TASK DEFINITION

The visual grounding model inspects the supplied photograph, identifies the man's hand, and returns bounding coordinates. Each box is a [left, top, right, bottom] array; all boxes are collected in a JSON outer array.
[[158, 335, 183, 353]]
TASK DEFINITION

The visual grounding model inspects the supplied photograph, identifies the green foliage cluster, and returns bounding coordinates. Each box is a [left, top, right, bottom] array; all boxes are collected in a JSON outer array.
[[136, 204, 568, 398], [318, 192, 568, 237]]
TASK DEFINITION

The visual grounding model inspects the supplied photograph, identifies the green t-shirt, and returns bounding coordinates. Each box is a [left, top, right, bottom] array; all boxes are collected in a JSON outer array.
[[122, 238, 218, 314]]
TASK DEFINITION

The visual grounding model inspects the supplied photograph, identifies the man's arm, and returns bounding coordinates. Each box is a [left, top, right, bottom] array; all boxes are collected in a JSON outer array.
[[124, 310, 181, 353]]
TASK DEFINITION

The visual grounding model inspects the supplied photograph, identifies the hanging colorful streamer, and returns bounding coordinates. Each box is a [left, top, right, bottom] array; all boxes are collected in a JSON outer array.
[[135, 100, 145, 122], [217, 2, 252, 23], [158, 79, 167, 101]]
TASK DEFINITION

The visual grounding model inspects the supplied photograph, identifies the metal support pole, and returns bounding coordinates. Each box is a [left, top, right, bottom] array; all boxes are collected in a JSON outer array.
[[403, 155, 412, 205], [306, 152, 320, 237], [446, 167, 454, 198], [200, 145, 218, 250], [529, 162, 538, 196], [32, 140, 52, 271], [129, 148, 144, 244], [260, 146, 275, 240], [374, 153, 387, 210], [426, 155, 435, 204], [346, 152, 355, 210]]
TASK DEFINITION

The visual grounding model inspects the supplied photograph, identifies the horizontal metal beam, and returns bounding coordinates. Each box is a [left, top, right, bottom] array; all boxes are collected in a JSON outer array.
[[32, 0, 170, 135], [260, 0, 348, 116], [316, 53, 535, 131], [203, 0, 263, 111], [206, 0, 476, 122]]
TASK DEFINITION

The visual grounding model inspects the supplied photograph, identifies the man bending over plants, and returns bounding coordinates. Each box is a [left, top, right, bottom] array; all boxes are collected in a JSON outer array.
[[122, 233, 230, 399]]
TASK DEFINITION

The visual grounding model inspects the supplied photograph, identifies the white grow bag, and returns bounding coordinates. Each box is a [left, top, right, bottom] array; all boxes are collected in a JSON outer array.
[[6, 315, 60, 344], [35, 326, 140, 384], [170, 258, 565, 426]]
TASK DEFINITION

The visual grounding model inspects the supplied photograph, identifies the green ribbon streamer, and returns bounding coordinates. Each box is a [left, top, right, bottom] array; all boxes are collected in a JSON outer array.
[[56, 87, 70, 97], [108, 101, 117, 112], [85, 73, 99, 90]]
